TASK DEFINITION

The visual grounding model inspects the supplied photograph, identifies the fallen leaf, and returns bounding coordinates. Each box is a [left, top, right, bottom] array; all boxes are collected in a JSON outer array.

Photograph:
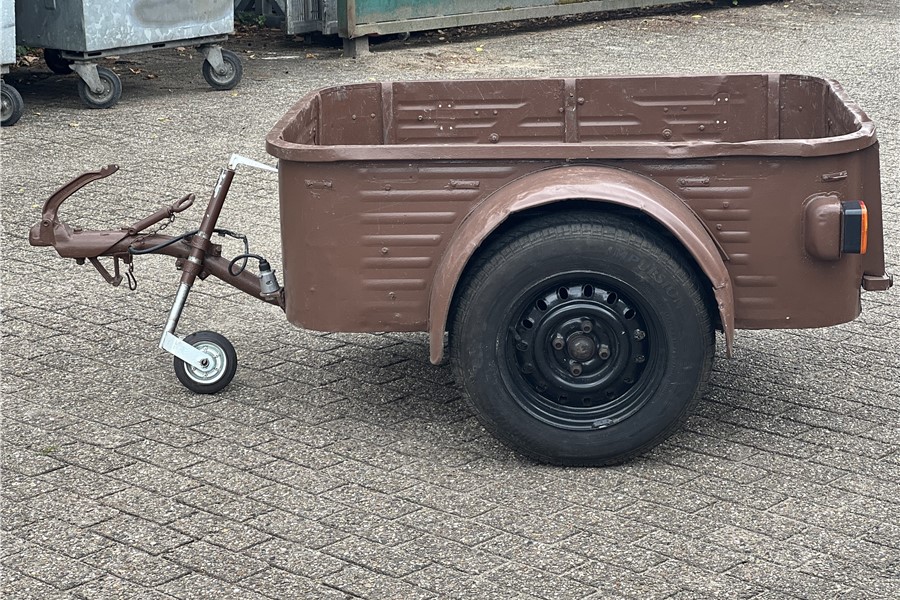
[[475, 46, 483, 52], [145, 73, 158, 79], [68, 122, 79, 128], [129, 68, 142, 74]]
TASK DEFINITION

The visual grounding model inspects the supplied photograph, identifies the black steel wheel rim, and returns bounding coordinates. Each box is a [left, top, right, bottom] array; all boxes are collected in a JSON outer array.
[[498, 272, 666, 431]]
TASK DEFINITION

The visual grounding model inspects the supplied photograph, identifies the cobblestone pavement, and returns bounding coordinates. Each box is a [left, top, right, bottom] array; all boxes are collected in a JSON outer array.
[[2, 1, 898, 598]]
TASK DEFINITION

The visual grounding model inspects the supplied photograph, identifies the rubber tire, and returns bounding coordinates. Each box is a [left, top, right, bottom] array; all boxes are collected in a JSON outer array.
[[77, 66, 122, 109], [202, 49, 243, 91], [1, 83, 24, 127], [44, 49, 72, 74], [173, 331, 238, 394], [450, 212, 714, 466]]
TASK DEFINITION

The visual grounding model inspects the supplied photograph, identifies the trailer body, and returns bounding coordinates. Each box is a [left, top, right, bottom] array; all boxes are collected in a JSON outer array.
[[266, 74, 890, 362]]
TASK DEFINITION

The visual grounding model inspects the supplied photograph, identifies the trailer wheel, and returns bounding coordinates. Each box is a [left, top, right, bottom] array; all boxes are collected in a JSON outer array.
[[77, 66, 122, 109], [173, 331, 237, 394], [450, 212, 714, 466], [1, 82, 24, 127], [202, 49, 242, 91], [43, 49, 73, 74]]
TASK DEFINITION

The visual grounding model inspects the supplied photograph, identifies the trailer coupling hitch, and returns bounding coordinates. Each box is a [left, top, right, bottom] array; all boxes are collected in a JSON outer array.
[[30, 159, 282, 311], [29, 164, 195, 260]]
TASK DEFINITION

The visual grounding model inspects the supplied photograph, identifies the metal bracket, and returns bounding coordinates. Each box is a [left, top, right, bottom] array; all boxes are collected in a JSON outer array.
[[88, 256, 123, 286], [70, 63, 104, 94], [200, 45, 226, 75], [160, 331, 212, 370]]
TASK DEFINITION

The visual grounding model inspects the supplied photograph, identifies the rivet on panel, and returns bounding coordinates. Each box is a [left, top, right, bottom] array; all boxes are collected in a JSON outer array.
[[723, 201, 729, 208], [384, 184, 391, 191], [489, 133, 500, 143], [474, 110, 479, 115], [663, 107, 669, 113], [699, 125, 705, 131], [351, 114, 357, 120], [662, 129, 672, 139], [493, 110, 498, 115], [370, 113, 376, 118], [381, 247, 389, 254], [577, 97, 585, 105], [716, 224, 723, 230], [417, 115, 423, 121]]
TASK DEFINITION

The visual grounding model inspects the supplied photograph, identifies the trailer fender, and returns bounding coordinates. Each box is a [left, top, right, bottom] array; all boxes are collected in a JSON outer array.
[[428, 165, 734, 364]]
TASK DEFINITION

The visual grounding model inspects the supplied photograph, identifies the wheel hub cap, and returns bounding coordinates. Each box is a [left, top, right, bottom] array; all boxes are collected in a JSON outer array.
[[566, 333, 595, 362]]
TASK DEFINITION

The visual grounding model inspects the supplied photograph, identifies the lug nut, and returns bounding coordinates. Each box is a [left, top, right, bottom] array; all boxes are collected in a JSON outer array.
[[635, 355, 646, 363], [569, 361, 583, 376], [598, 344, 611, 360], [580, 319, 593, 333], [516, 340, 529, 351], [552, 334, 565, 350], [634, 329, 646, 341]]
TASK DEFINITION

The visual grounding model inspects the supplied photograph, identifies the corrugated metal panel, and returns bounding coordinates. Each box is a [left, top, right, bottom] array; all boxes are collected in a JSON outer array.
[[340, 0, 693, 38]]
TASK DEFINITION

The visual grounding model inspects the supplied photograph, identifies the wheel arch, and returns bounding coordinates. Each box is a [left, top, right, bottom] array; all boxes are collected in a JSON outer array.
[[428, 165, 734, 364]]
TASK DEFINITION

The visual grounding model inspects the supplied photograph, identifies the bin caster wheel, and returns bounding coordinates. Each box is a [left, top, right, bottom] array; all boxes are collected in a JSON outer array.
[[77, 66, 122, 109], [44, 49, 73, 74], [202, 49, 242, 91], [173, 331, 237, 394], [1, 82, 24, 127]]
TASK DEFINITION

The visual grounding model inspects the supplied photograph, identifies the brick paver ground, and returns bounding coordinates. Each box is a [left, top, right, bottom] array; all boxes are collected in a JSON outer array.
[[2, 1, 898, 598]]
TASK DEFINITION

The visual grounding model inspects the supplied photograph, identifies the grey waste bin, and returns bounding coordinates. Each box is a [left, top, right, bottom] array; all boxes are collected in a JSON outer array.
[[16, 0, 243, 109]]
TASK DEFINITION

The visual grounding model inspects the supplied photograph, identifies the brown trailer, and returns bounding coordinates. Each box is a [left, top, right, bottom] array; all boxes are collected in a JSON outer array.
[[31, 74, 893, 466]]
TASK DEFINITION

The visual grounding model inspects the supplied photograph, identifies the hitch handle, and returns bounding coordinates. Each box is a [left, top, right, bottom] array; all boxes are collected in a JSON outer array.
[[41, 165, 118, 227]]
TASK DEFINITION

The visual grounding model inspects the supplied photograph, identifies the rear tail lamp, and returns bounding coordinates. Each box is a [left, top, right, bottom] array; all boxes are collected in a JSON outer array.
[[841, 201, 868, 255]]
